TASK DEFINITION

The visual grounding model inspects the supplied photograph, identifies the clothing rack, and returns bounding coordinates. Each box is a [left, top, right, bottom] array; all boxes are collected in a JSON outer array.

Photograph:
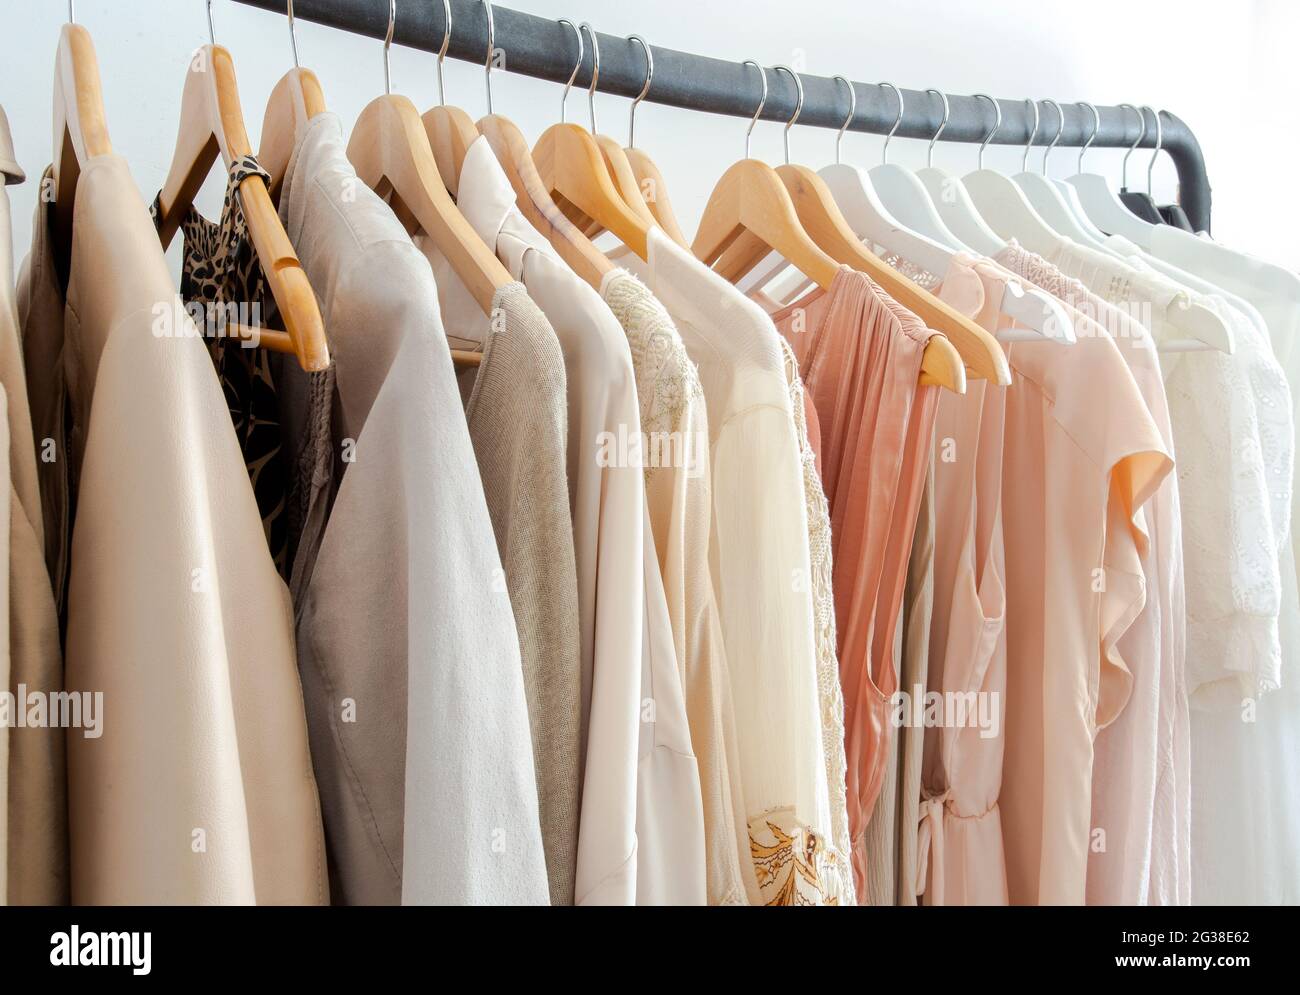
[[231, 0, 1213, 231]]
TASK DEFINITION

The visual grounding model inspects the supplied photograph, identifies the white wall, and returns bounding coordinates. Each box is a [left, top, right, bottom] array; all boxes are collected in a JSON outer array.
[[3, 0, 1299, 272]]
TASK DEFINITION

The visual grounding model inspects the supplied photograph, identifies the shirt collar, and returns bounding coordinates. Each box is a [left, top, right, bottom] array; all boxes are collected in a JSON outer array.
[[456, 134, 564, 275]]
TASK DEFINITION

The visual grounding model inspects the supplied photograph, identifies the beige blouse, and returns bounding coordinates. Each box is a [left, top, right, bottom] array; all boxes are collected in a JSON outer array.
[[3, 114, 64, 906], [280, 116, 548, 905]]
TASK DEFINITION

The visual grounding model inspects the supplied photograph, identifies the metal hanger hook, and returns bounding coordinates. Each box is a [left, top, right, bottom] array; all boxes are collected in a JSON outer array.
[[1041, 98, 1065, 174], [627, 35, 653, 148], [1119, 103, 1144, 188], [580, 23, 599, 133], [743, 60, 768, 160], [1021, 99, 1040, 173], [926, 88, 949, 168], [1077, 101, 1100, 172], [833, 76, 856, 166], [558, 19, 583, 124], [68, 0, 74, 24], [382, 0, 394, 94], [434, 0, 450, 105], [880, 82, 903, 164], [286, 0, 300, 67], [1144, 105, 1162, 195], [207, 0, 216, 45], [482, 0, 495, 114], [772, 65, 803, 166], [974, 93, 1000, 169]]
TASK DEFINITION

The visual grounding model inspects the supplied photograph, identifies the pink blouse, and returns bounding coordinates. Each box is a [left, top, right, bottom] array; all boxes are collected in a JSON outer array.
[[919, 256, 1011, 906], [994, 245, 1172, 905]]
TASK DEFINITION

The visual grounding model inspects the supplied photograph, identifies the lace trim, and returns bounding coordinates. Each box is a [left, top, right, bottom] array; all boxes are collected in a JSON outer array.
[[602, 270, 703, 481], [748, 808, 852, 906], [868, 242, 942, 291], [778, 337, 855, 904]]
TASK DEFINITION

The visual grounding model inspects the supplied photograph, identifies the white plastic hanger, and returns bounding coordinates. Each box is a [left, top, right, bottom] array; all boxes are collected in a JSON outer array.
[[865, 84, 973, 254], [820, 80, 957, 273], [1013, 99, 1112, 250], [914, 96, 1006, 257], [866, 86, 1072, 342], [754, 83, 1070, 344], [1057, 105, 1231, 353], [1150, 218, 1299, 346], [1065, 102, 1160, 249], [961, 95, 1067, 256], [743, 78, 953, 300], [1048, 100, 1127, 257]]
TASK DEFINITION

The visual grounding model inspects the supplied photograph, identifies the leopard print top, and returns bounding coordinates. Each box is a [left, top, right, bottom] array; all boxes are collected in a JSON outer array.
[[151, 155, 289, 578]]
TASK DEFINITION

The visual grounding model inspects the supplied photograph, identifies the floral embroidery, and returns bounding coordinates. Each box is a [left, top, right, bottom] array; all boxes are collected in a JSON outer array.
[[749, 814, 848, 906], [602, 270, 702, 481]]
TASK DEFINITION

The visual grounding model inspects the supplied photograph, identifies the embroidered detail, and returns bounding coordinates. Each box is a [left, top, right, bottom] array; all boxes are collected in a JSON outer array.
[[868, 242, 942, 291], [778, 337, 856, 906], [150, 154, 291, 578], [601, 270, 703, 480], [749, 812, 849, 906]]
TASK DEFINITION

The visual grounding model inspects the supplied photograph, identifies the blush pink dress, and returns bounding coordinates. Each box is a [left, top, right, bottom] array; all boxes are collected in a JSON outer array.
[[917, 257, 1012, 906], [993, 244, 1172, 905], [1006, 252, 1189, 905], [767, 266, 939, 902]]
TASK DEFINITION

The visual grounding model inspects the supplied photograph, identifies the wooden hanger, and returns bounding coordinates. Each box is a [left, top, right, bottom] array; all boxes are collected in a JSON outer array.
[[695, 66, 971, 392], [155, 28, 328, 370], [346, 3, 510, 369], [583, 34, 690, 249], [780, 162, 1007, 384], [259, 1, 326, 204], [624, 147, 690, 248], [460, 15, 614, 290], [532, 23, 652, 262], [586, 134, 657, 236], [51, 21, 112, 263], [476, 114, 613, 290], [259, 67, 325, 203], [424, 102, 479, 199]]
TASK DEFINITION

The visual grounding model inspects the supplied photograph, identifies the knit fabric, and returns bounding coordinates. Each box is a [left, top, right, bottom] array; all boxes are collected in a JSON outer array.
[[464, 282, 582, 906]]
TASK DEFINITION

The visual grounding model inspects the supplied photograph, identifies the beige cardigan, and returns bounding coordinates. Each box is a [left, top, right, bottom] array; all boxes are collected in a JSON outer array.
[[462, 282, 582, 906]]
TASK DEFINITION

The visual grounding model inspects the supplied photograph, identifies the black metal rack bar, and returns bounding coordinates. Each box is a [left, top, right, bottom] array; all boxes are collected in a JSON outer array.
[[233, 0, 1212, 231]]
